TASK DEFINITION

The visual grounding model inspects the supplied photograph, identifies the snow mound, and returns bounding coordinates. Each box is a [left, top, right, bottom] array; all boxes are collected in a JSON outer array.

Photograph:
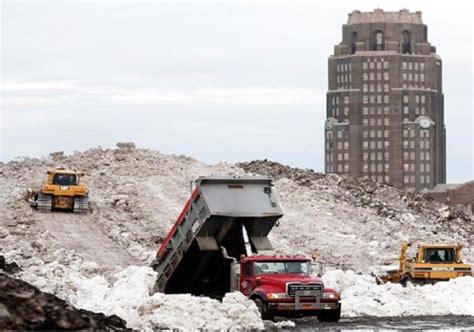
[[322, 270, 474, 317], [68, 266, 264, 330]]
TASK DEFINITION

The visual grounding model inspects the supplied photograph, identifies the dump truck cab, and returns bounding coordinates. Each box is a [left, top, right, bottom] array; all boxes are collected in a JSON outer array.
[[151, 176, 341, 322], [239, 255, 341, 321], [377, 243, 472, 285], [26, 168, 89, 213]]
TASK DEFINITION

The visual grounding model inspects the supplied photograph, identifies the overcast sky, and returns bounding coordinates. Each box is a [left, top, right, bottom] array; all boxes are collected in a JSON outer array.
[[1, 0, 472, 182]]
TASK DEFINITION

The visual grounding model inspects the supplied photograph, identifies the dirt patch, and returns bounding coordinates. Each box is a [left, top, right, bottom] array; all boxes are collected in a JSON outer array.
[[0, 272, 127, 330]]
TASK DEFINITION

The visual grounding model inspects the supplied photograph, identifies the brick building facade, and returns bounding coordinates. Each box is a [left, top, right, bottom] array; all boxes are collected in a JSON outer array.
[[325, 9, 446, 190], [426, 181, 474, 213]]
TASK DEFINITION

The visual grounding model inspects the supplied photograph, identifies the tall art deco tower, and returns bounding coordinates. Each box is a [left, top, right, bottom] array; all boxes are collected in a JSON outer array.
[[325, 9, 445, 190]]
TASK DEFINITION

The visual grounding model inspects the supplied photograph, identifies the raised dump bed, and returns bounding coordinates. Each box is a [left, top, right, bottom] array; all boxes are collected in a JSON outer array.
[[151, 176, 283, 296]]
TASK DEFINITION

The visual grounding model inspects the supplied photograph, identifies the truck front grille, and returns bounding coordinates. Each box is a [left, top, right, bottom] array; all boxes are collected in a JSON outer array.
[[287, 283, 323, 297]]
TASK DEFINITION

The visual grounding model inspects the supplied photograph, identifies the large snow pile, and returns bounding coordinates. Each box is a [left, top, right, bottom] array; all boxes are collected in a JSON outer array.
[[1, 144, 473, 327], [239, 160, 473, 272], [323, 270, 474, 317]]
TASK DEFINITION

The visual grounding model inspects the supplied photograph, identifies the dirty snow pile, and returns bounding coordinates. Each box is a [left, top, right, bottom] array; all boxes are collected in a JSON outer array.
[[323, 270, 474, 317], [1, 144, 474, 328], [67, 266, 263, 330], [240, 160, 473, 273]]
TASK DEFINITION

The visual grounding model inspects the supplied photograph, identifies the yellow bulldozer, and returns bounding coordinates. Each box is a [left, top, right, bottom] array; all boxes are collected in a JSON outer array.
[[376, 243, 472, 286], [26, 168, 89, 213]]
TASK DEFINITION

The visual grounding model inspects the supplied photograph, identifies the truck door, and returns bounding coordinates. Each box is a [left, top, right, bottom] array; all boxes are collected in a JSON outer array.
[[240, 261, 254, 296]]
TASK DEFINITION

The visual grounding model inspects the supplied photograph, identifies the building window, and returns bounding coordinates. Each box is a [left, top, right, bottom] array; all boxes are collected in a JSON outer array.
[[373, 30, 384, 50], [363, 62, 368, 70], [402, 30, 411, 54]]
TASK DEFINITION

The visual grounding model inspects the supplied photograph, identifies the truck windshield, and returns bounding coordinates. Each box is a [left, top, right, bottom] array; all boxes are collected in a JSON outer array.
[[53, 174, 77, 186], [254, 261, 311, 275], [424, 248, 455, 263]]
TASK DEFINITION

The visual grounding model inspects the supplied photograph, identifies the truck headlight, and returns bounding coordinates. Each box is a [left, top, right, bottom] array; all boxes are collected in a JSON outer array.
[[267, 293, 287, 300], [322, 293, 337, 299]]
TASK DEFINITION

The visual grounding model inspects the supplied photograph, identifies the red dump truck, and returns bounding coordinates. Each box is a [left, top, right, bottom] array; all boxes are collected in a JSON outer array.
[[151, 176, 341, 321]]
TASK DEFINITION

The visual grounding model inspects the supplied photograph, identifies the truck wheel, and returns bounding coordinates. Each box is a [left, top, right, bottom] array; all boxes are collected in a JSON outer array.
[[317, 306, 341, 322], [253, 298, 274, 321]]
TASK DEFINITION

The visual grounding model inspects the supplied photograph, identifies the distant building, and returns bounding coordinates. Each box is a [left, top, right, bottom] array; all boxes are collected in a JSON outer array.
[[325, 9, 446, 190], [425, 181, 474, 212]]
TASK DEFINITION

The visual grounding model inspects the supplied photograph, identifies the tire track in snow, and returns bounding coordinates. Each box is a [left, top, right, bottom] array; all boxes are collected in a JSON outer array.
[[39, 210, 139, 267]]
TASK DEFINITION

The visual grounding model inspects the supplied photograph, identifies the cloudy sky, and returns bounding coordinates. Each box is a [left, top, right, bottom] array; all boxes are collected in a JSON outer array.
[[1, 0, 472, 182]]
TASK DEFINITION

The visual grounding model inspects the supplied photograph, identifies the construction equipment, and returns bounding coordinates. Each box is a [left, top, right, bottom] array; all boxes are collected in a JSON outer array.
[[151, 176, 341, 321], [376, 243, 472, 285], [26, 168, 89, 213]]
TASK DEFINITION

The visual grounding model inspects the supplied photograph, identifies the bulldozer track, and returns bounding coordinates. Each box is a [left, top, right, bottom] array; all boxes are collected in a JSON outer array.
[[73, 196, 89, 214], [38, 210, 137, 267], [36, 193, 52, 213]]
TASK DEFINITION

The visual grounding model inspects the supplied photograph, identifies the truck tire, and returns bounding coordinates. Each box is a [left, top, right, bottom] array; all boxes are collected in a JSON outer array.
[[317, 306, 341, 322], [253, 298, 274, 321]]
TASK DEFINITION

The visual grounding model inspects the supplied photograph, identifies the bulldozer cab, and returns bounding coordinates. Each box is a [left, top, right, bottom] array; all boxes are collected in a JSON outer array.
[[418, 244, 461, 264], [424, 248, 455, 263], [47, 169, 83, 186], [52, 173, 77, 186]]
